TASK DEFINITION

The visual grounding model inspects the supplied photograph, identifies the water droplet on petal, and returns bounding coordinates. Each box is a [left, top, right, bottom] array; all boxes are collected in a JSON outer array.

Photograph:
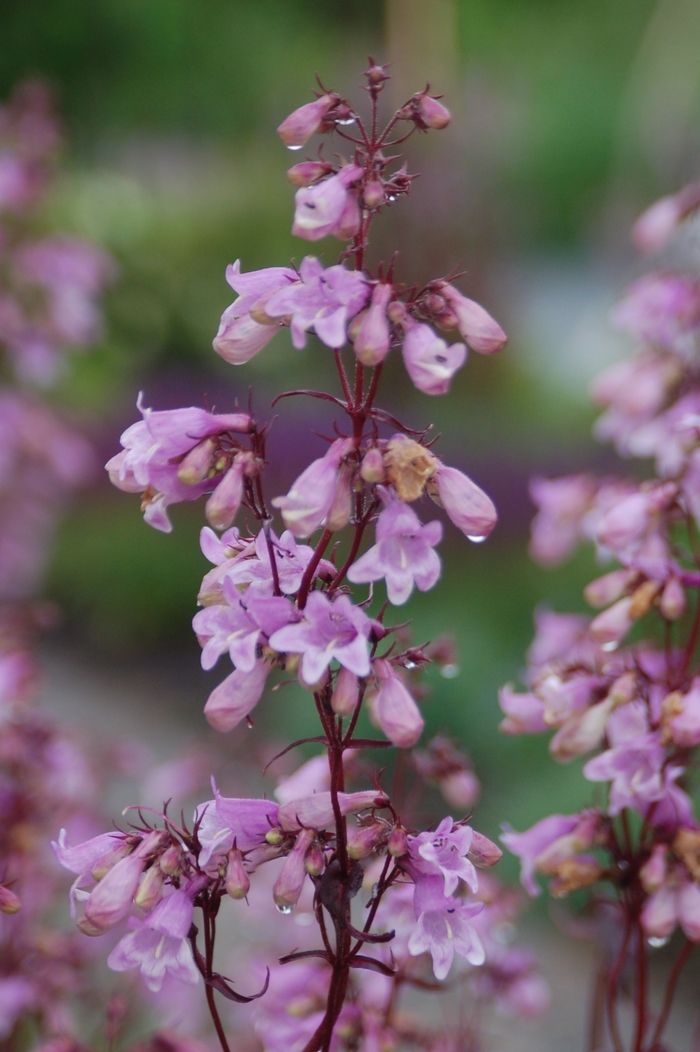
[[287, 144, 303, 151], [404, 660, 417, 670], [276, 903, 294, 915], [388, 195, 397, 202], [467, 535, 487, 544], [601, 641, 619, 652], [337, 118, 356, 126], [648, 935, 669, 948], [441, 663, 460, 679]]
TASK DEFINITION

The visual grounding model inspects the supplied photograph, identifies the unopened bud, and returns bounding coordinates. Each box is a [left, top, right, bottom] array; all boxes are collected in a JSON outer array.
[[177, 438, 216, 485], [325, 465, 352, 532], [205, 458, 244, 531], [608, 671, 637, 707], [286, 160, 334, 186], [273, 828, 315, 910], [363, 179, 386, 209], [277, 95, 335, 149], [629, 579, 660, 620], [304, 842, 325, 876], [640, 843, 667, 893], [347, 821, 387, 860], [225, 847, 250, 899], [660, 577, 686, 620], [134, 865, 165, 910], [159, 845, 182, 876], [92, 839, 133, 882], [360, 447, 386, 484], [416, 93, 451, 130], [331, 667, 359, 717], [468, 831, 503, 868], [584, 569, 635, 608], [366, 63, 389, 87], [0, 884, 20, 914], [387, 825, 409, 857]]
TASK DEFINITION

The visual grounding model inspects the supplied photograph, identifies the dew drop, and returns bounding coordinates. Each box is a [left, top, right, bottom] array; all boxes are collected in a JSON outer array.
[[287, 144, 303, 151], [404, 660, 417, 670], [388, 195, 397, 202], [441, 663, 460, 679], [337, 118, 356, 126], [276, 904, 294, 915], [467, 534, 487, 544], [647, 935, 670, 948], [601, 641, 619, 652]]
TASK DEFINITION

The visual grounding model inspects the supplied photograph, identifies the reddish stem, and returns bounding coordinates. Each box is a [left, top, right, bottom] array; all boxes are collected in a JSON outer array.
[[649, 938, 693, 1048], [297, 529, 333, 609]]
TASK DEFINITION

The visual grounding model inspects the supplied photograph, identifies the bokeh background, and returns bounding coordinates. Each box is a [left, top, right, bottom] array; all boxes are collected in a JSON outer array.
[[5, 0, 700, 1010]]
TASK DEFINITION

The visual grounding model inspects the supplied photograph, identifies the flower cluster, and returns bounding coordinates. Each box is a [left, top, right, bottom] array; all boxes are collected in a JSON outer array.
[[97, 63, 548, 1052], [502, 177, 700, 1048]]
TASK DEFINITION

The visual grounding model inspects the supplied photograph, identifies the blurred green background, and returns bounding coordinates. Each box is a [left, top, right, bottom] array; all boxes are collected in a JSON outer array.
[[6, 0, 700, 861]]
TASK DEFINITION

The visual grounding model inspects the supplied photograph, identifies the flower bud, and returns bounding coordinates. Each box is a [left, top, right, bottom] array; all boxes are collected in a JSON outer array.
[[660, 577, 686, 620], [416, 93, 451, 130], [304, 842, 325, 876], [549, 697, 615, 761], [641, 886, 676, 939], [91, 840, 134, 882], [440, 285, 507, 354], [590, 596, 633, 649], [273, 828, 315, 910], [331, 667, 358, 717], [468, 831, 503, 868], [371, 659, 424, 748], [363, 179, 386, 209], [177, 437, 216, 485], [439, 769, 480, 810], [225, 847, 250, 899], [632, 194, 685, 252], [583, 569, 635, 608], [0, 884, 20, 914], [205, 458, 245, 531], [428, 464, 497, 541], [347, 821, 388, 860], [629, 579, 660, 619], [387, 825, 409, 857], [360, 447, 386, 484], [80, 853, 146, 936], [278, 790, 389, 833], [325, 464, 352, 532], [159, 845, 182, 875], [286, 161, 334, 186], [134, 864, 165, 911], [277, 95, 335, 149], [354, 283, 392, 366], [640, 844, 667, 893]]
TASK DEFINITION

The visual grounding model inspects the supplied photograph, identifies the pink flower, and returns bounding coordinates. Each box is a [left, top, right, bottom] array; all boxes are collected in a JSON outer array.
[[107, 889, 199, 992], [370, 659, 424, 748], [277, 789, 388, 832], [528, 475, 597, 566], [105, 395, 252, 533], [641, 873, 700, 942], [408, 875, 485, 979], [272, 438, 354, 538], [347, 497, 442, 605], [195, 790, 279, 866], [440, 285, 507, 354], [632, 194, 687, 252], [79, 851, 146, 935], [429, 464, 497, 541], [193, 584, 296, 672], [408, 817, 478, 895], [292, 166, 362, 241], [498, 686, 548, 735], [400, 318, 466, 395], [269, 592, 371, 684], [665, 678, 700, 747], [224, 528, 332, 596], [203, 659, 271, 732], [273, 828, 315, 909], [583, 703, 666, 815], [610, 273, 700, 351], [265, 257, 369, 350], [213, 261, 295, 365], [500, 814, 580, 896], [277, 95, 336, 148]]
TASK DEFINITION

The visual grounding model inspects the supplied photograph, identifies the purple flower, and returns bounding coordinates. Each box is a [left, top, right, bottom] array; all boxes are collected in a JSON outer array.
[[401, 319, 467, 396], [500, 814, 580, 896], [107, 889, 199, 992], [429, 464, 497, 541], [277, 789, 388, 833], [292, 166, 363, 241], [52, 828, 129, 917], [277, 95, 336, 148], [408, 875, 485, 980], [203, 658, 271, 732], [272, 438, 353, 539], [193, 581, 296, 673], [195, 788, 280, 866], [528, 475, 597, 566], [105, 395, 252, 533], [224, 528, 333, 596], [265, 257, 369, 350], [347, 497, 442, 605], [353, 283, 392, 365], [269, 592, 371, 684], [641, 873, 700, 942], [408, 817, 478, 895], [213, 261, 295, 365], [610, 273, 700, 351], [583, 703, 667, 815], [497, 686, 548, 735]]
